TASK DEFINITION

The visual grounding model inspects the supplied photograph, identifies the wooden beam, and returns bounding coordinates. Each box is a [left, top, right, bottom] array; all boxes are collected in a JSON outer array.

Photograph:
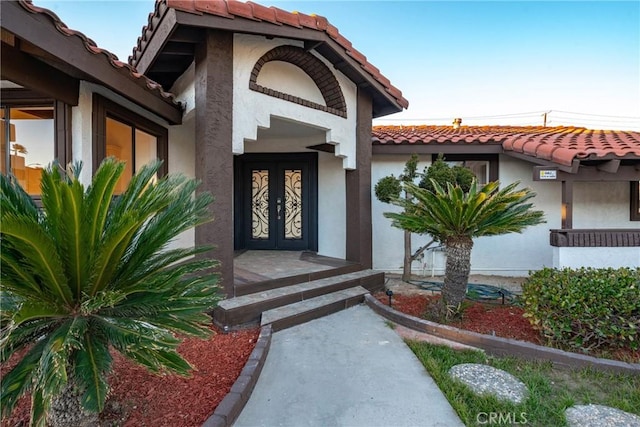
[[1, 44, 79, 106], [561, 180, 573, 229], [596, 159, 621, 173], [3, 2, 182, 124], [132, 8, 179, 74], [304, 40, 323, 52]]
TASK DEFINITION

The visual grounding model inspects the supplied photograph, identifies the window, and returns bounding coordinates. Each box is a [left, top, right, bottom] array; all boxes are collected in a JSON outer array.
[[1, 104, 54, 195], [632, 181, 640, 221], [93, 95, 167, 192], [433, 153, 499, 185]]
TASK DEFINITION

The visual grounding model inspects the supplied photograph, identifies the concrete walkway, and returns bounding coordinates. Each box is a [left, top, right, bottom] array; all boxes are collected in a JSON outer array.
[[234, 305, 463, 427]]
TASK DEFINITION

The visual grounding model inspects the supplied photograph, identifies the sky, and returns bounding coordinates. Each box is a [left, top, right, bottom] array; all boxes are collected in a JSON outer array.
[[36, 0, 640, 130]]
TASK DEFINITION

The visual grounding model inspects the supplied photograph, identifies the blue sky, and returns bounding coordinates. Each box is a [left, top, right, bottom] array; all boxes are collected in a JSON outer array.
[[37, 1, 640, 130]]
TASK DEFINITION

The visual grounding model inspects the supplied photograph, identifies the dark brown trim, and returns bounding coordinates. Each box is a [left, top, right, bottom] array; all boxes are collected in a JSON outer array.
[[372, 143, 503, 155], [631, 181, 639, 221], [168, 10, 402, 117], [561, 180, 573, 229], [249, 45, 347, 118], [131, 4, 177, 74], [504, 151, 580, 173], [1, 43, 79, 106], [194, 30, 235, 298], [345, 89, 373, 268], [54, 100, 72, 167], [92, 94, 168, 176], [550, 229, 640, 247], [3, 2, 182, 124], [433, 153, 499, 183]]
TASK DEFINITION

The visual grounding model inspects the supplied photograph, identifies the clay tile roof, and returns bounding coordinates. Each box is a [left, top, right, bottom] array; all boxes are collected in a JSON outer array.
[[130, 0, 408, 110], [18, 0, 181, 110], [372, 125, 640, 167]]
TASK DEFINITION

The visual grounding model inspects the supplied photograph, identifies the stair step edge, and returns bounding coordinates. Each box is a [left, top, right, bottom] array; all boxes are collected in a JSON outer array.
[[260, 286, 369, 326], [219, 270, 381, 310]]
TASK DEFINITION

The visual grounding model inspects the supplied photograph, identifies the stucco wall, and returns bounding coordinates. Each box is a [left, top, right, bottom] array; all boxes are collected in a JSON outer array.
[[372, 154, 566, 277], [233, 34, 358, 169]]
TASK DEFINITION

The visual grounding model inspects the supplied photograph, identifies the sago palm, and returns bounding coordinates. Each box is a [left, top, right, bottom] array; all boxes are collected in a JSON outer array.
[[0, 158, 220, 426], [385, 179, 544, 316]]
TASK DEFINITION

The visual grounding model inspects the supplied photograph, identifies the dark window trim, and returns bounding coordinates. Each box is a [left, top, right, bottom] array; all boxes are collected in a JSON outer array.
[[631, 181, 640, 221], [432, 153, 499, 183], [92, 94, 168, 177], [1, 98, 70, 202]]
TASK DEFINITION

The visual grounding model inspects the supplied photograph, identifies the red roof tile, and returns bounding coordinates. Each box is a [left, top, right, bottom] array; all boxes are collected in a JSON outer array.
[[18, 0, 181, 110], [372, 125, 640, 167], [130, 0, 408, 110]]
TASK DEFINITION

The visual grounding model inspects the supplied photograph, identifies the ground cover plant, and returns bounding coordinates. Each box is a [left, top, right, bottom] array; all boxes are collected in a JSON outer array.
[[522, 267, 640, 352], [0, 159, 220, 426], [407, 341, 640, 427]]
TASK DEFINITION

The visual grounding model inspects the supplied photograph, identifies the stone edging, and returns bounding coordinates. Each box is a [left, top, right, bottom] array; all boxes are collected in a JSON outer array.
[[364, 295, 640, 375], [202, 324, 273, 427]]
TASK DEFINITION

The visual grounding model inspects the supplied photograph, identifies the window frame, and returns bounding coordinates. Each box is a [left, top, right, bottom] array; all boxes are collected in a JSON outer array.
[[631, 181, 640, 221], [1, 95, 72, 200], [92, 94, 168, 177], [431, 153, 499, 183]]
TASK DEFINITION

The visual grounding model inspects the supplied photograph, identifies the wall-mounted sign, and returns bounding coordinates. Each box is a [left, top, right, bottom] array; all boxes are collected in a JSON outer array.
[[539, 169, 557, 180], [532, 166, 560, 181]]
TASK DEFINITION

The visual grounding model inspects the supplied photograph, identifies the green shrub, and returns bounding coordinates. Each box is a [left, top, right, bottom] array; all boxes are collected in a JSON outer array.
[[374, 175, 402, 203], [522, 267, 640, 351]]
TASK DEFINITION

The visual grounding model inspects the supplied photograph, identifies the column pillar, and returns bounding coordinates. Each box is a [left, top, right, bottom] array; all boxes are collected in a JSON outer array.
[[345, 89, 373, 268], [194, 30, 235, 297]]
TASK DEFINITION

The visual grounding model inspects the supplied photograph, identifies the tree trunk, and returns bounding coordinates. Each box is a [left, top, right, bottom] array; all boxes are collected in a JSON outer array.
[[441, 236, 473, 315], [402, 230, 412, 281], [48, 380, 99, 427]]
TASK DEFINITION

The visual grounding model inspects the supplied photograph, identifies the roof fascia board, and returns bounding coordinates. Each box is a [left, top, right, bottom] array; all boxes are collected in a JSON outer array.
[[372, 144, 503, 155], [2, 2, 182, 124], [133, 7, 179, 75], [504, 151, 579, 173], [172, 10, 403, 114], [535, 165, 640, 182], [1, 43, 79, 106]]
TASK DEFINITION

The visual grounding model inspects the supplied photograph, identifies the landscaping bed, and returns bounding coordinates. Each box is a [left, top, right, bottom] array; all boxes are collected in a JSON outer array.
[[373, 291, 639, 364], [1, 327, 259, 427]]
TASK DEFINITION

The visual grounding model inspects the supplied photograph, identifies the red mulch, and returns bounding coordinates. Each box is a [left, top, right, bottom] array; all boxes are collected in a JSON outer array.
[[1, 327, 259, 427], [374, 292, 640, 362]]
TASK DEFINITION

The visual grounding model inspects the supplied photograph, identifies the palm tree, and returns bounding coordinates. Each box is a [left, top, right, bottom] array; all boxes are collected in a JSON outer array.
[[384, 179, 544, 317], [0, 158, 220, 427]]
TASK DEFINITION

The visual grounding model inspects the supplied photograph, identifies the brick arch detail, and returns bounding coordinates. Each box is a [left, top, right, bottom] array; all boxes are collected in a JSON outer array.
[[249, 46, 347, 118]]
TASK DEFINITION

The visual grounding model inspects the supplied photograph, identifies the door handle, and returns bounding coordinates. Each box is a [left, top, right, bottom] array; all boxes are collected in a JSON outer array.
[[276, 197, 282, 220]]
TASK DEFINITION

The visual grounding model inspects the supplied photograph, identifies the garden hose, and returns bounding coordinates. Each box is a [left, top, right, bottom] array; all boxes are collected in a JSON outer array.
[[407, 280, 519, 305]]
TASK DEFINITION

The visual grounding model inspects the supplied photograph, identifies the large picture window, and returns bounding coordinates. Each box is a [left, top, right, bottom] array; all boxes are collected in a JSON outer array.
[[93, 95, 167, 192], [632, 181, 640, 221], [1, 104, 54, 196]]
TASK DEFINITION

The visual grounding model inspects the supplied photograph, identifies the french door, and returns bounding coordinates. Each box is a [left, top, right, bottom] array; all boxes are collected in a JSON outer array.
[[235, 153, 317, 251]]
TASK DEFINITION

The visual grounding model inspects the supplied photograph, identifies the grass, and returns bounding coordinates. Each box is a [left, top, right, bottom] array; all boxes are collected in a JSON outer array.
[[407, 341, 640, 427]]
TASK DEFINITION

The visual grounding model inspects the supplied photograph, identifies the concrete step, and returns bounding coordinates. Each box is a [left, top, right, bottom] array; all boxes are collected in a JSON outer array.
[[261, 286, 368, 331], [213, 269, 384, 329]]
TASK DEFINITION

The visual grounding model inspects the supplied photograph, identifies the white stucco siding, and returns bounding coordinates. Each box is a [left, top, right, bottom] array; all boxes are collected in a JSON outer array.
[[257, 61, 325, 105], [372, 155, 436, 273], [573, 181, 635, 228], [170, 62, 195, 118], [553, 246, 640, 269], [233, 34, 358, 169], [371, 154, 560, 277], [318, 152, 346, 258], [71, 82, 94, 185]]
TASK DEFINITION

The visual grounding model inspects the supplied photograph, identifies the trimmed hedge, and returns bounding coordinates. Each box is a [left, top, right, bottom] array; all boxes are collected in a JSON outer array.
[[522, 267, 640, 351]]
